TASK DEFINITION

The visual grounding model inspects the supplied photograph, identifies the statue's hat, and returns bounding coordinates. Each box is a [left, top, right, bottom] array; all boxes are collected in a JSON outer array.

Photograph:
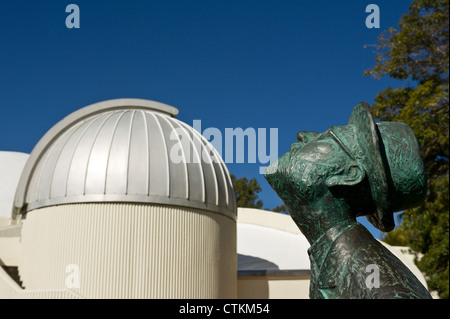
[[347, 102, 427, 232]]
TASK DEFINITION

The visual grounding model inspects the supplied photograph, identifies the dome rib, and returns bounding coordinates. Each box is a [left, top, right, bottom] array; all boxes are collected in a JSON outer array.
[[124, 110, 136, 196], [141, 110, 150, 197], [39, 121, 84, 202], [178, 121, 206, 203], [12, 99, 236, 221], [50, 122, 86, 199], [146, 111, 170, 197], [84, 111, 117, 196], [157, 113, 189, 200], [201, 132, 220, 206], [62, 119, 96, 198], [103, 111, 128, 196]]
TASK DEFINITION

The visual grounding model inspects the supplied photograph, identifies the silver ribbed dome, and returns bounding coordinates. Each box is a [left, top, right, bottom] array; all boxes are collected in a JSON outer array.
[[13, 99, 236, 219]]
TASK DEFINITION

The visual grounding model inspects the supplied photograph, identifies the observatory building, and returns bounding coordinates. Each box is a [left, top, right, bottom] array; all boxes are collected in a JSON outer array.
[[0, 99, 428, 299]]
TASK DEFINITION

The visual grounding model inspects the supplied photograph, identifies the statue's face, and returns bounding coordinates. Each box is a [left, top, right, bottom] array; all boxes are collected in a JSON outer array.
[[265, 127, 350, 208]]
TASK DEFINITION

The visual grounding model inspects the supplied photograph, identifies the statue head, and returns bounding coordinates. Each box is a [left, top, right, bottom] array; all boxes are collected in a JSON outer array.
[[265, 102, 426, 239]]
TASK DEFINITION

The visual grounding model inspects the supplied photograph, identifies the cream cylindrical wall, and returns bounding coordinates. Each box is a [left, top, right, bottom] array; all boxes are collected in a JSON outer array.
[[19, 203, 237, 298]]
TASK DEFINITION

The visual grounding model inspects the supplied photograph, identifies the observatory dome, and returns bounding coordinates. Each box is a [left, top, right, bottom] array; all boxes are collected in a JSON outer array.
[[13, 99, 236, 219]]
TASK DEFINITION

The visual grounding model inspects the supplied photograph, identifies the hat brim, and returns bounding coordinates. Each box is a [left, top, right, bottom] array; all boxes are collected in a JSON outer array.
[[348, 102, 394, 232]]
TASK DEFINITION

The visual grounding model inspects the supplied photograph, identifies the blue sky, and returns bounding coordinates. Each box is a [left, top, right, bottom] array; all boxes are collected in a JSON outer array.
[[0, 0, 413, 238]]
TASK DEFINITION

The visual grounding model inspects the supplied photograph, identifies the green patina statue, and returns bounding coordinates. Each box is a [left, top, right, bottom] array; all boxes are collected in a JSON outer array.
[[265, 102, 432, 299]]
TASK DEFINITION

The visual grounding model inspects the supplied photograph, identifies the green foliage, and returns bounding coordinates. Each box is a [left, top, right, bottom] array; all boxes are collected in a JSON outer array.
[[230, 174, 290, 214], [272, 204, 289, 214], [366, 0, 449, 298], [230, 174, 263, 209]]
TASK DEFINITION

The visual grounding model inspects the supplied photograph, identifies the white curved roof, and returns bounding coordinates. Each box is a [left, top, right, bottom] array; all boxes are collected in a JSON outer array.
[[13, 99, 236, 219], [237, 208, 310, 270], [0, 152, 29, 218], [238, 223, 310, 270]]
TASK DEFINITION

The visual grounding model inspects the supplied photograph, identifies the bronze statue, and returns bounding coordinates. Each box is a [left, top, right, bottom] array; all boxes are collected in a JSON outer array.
[[265, 102, 432, 299]]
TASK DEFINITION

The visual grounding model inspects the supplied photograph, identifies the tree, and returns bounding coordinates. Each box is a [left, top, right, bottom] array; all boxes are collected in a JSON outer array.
[[230, 174, 263, 209], [272, 204, 289, 214], [231, 174, 290, 214], [364, 0, 449, 298]]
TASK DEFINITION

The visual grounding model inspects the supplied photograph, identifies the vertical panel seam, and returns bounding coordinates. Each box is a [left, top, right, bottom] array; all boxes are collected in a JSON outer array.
[[125, 111, 137, 195], [103, 111, 127, 195], [147, 112, 170, 197], [83, 112, 116, 195], [178, 120, 206, 203], [157, 114, 189, 199], [64, 117, 101, 197]]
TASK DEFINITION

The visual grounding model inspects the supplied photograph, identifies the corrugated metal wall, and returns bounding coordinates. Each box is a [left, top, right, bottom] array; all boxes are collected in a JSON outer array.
[[19, 203, 236, 298], [0, 266, 81, 298]]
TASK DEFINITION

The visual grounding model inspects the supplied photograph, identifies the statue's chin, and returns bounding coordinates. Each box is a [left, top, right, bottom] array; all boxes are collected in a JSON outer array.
[[264, 158, 280, 176], [264, 152, 292, 194], [266, 151, 292, 175]]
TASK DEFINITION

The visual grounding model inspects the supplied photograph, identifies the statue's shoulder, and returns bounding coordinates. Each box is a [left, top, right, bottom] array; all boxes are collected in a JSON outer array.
[[317, 223, 431, 299]]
